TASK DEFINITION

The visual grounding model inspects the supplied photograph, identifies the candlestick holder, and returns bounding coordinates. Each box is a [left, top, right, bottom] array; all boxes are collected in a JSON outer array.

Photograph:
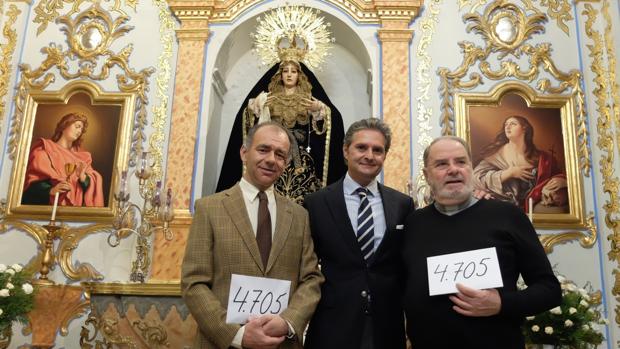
[[34, 220, 66, 285], [107, 152, 174, 283]]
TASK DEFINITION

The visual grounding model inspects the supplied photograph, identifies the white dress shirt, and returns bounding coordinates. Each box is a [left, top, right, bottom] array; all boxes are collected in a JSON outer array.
[[343, 173, 387, 253]]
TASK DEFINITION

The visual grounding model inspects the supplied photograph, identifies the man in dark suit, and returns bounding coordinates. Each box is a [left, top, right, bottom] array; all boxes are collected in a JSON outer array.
[[181, 121, 323, 349], [303, 118, 414, 349]]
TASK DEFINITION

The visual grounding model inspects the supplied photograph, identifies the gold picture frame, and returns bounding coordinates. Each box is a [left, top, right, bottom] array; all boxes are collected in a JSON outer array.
[[6, 80, 135, 221], [454, 81, 587, 231]]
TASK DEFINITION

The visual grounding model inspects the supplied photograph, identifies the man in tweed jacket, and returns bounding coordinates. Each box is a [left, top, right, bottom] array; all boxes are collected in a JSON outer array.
[[182, 121, 323, 349]]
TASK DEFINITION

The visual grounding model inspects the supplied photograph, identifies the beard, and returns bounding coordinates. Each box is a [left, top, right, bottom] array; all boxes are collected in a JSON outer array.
[[431, 178, 474, 205]]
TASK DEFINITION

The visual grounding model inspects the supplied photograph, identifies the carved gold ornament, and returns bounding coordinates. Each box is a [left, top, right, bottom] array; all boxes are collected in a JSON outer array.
[[463, 1, 546, 52], [458, 0, 573, 35], [580, 0, 620, 328], [411, 0, 443, 206], [145, 0, 176, 199], [438, 0, 590, 177], [167, 0, 419, 25], [0, 4, 19, 129], [33, 0, 138, 35], [252, 5, 333, 69], [9, 4, 154, 170], [80, 315, 138, 348], [132, 320, 169, 348]]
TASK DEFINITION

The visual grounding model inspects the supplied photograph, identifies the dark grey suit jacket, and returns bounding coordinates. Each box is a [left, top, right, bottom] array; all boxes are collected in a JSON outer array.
[[303, 179, 414, 349]]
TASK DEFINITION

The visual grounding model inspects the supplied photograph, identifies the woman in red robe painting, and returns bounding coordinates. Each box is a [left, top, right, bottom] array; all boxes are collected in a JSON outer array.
[[22, 112, 104, 207]]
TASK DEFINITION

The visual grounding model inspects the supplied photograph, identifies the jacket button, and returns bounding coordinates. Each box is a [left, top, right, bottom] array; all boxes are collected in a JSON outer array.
[[361, 290, 368, 298]]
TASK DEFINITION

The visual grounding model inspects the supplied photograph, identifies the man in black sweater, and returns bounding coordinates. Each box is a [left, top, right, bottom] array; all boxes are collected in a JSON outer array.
[[403, 136, 561, 349]]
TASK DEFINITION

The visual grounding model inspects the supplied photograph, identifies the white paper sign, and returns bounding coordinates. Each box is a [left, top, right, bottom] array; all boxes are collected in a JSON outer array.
[[226, 274, 291, 324], [426, 247, 503, 296]]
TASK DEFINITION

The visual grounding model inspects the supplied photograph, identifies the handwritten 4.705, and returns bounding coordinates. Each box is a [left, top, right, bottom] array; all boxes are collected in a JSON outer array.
[[433, 258, 491, 283], [232, 287, 288, 314]]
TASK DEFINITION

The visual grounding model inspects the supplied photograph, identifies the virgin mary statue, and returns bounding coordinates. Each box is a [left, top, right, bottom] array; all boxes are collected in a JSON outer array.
[[216, 6, 346, 203]]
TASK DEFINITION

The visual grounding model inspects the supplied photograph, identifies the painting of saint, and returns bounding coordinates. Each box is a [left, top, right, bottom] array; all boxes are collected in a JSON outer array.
[[470, 93, 568, 214], [22, 112, 104, 206]]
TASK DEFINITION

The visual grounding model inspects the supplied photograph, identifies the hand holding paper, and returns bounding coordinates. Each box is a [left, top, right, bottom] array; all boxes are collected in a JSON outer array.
[[426, 247, 503, 296], [242, 316, 285, 349], [449, 283, 502, 317]]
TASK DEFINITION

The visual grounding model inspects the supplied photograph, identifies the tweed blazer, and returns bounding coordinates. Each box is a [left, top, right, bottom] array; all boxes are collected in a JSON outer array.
[[181, 184, 323, 349]]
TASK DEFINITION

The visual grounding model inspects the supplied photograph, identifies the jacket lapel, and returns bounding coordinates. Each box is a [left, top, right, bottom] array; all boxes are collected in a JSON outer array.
[[326, 180, 364, 260], [222, 184, 265, 273], [265, 193, 293, 274]]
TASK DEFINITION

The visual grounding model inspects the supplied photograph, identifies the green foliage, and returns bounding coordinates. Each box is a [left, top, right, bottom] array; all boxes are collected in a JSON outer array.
[[0, 264, 35, 331], [522, 274, 606, 349]]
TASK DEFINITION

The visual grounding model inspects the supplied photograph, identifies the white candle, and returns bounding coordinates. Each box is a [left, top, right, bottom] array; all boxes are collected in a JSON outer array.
[[51, 192, 59, 221], [528, 197, 533, 223]]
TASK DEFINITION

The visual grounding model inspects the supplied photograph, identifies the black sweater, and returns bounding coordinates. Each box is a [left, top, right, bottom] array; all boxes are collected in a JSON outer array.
[[402, 199, 561, 349]]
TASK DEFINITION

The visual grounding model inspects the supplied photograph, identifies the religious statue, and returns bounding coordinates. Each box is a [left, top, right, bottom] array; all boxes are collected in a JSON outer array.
[[216, 6, 346, 203]]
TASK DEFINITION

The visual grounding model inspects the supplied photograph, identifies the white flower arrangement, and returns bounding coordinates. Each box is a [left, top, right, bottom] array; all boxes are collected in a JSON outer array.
[[522, 273, 606, 349], [0, 263, 35, 331]]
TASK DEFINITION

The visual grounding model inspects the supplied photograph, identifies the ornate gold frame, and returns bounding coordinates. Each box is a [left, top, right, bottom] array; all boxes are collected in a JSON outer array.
[[455, 81, 595, 251], [6, 80, 134, 221]]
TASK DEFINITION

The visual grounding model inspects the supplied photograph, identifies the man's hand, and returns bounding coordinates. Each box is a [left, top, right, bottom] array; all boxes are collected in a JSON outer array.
[[262, 314, 289, 337], [449, 283, 501, 317], [242, 316, 285, 349], [473, 189, 492, 200]]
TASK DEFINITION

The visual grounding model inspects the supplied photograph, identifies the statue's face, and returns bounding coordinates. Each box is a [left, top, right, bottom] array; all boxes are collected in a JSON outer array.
[[281, 63, 299, 89]]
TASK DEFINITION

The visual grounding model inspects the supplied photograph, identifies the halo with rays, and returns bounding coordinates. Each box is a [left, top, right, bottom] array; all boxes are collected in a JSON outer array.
[[251, 5, 333, 69]]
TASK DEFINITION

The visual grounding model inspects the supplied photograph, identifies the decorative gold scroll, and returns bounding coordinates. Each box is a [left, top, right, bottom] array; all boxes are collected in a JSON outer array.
[[32, 0, 138, 35], [580, 0, 620, 328], [0, 4, 20, 128], [8, 4, 154, 174], [438, 0, 590, 177], [458, 0, 573, 35]]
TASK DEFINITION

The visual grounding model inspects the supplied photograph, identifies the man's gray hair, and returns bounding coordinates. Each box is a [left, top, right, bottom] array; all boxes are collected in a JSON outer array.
[[422, 135, 472, 167], [243, 121, 295, 162], [344, 118, 392, 152]]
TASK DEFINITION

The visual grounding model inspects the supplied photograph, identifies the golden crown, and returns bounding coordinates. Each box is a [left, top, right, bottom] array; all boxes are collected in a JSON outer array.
[[252, 5, 333, 69]]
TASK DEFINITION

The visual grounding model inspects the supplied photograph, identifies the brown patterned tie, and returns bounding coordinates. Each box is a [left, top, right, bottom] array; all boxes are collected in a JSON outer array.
[[256, 191, 272, 268]]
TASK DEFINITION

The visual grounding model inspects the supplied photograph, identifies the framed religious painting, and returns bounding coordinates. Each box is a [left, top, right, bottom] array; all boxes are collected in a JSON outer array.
[[454, 81, 587, 230], [6, 80, 135, 221]]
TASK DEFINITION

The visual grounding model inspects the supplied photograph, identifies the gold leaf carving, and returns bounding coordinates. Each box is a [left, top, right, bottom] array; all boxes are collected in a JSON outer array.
[[8, 4, 154, 169], [439, 0, 590, 176], [413, 0, 443, 193], [0, 4, 20, 129], [582, 0, 620, 328], [459, 0, 573, 35], [540, 214, 597, 253], [32, 0, 137, 35], [58, 224, 110, 281], [145, 0, 176, 196]]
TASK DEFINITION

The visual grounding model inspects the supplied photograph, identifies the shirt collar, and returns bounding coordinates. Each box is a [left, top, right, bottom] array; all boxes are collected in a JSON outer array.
[[344, 172, 379, 196], [239, 178, 275, 203], [434, 195, 478, 216]]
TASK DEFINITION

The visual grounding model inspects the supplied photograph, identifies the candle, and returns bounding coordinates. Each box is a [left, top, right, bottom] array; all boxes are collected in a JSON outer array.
[[51, 192, 59, 221], [153, 181, 162, 207], [120, 170, 128, 196], [528, 197, 533, 223], [166, 188, 172, 209], [139, 152, 148, 178]]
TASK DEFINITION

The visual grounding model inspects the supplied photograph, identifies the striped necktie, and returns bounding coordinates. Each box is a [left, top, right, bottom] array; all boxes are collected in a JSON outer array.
[[356, 187, 374, 262]]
